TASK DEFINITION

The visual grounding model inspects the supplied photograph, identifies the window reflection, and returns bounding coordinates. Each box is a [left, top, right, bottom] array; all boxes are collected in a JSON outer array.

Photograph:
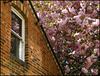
[[11, 34, 19, 57], [11, 12, 22, 36]]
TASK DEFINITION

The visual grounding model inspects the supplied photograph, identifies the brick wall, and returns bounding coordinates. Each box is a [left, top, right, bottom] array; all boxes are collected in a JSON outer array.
[[0, 1, 63, 75]]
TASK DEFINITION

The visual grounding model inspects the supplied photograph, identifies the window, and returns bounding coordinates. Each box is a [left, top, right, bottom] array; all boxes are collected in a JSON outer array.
[[11, 7, 25, 61]]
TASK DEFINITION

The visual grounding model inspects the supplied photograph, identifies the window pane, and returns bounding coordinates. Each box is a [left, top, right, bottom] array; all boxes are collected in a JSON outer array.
[[11, 12, 22, 36], [11, 34, 19, 57]]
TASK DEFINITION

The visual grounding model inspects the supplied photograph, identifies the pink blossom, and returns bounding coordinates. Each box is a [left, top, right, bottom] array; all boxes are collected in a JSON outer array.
[[92, 10, 98, 17], [85, 56, 94, 69], [76, 18, 82, 24], [77, 39, 81, 44], [41, 12, 46, 17], [55, 8, 60, 11], [80, 1, 86, 9], [66, 41, 71, 45], [82, 19, 89, 25], [85, 61, 93, 69], [92, 59, 98, 63], [68, 60, 74, 64], [58, 27, 62, 31], [94, 1, 99, 4], [68, 7, 76, 14], [37, 12, 41, 19], [66, 36, 71, 41], [63, 46, 68, 51], [87, 6, 92, 12], [34, 1, 99, 75], [51, 36, 55, 42], [87, 56, 92, 63], [90, 54, 95, 59], [81, 68, 88, 74], [57, 41, 63, 46], [71, 44, 78, 50], [62, 9, 68, 14], [65, 65, 70, 73], [92, 19, 99, 26], [95, 40, 99, 48], [81, 50, 86, 55], [89, 42, 94, 47], [38, 18, 46, 25], [47, 35, 51, 40], [62, 19, 67, 26], [74, 32, 79, 37], [67, 28, 71, 34], [73, 1, 80, 8], [81, 43, 89, 51], [94, 30, 98, 34], [91, 68, 98, 75], [53, 1, 60, 6], [94, 48, 100, 56]]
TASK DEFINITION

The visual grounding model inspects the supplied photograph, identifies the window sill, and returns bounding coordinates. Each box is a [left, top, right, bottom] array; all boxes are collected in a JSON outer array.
[[10, 53, 28, 67]]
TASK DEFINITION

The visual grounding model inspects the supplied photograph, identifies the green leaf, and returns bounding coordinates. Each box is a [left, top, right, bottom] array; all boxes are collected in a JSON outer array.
[[88, 20, 93, 24], [80, 15, 85, 20], [67, 2, 71, 6], [92, 51, 96, 54], [60, 62, 66, 66], [83, 25, 87, 29], [47, 27, 49, 30]]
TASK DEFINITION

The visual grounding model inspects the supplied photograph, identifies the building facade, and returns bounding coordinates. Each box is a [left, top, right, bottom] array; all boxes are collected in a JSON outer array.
[[0, 1, 63, 75]]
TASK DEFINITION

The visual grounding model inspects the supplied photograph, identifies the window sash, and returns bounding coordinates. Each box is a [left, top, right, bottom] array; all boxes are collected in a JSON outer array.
[[11, 29, 24, 42]]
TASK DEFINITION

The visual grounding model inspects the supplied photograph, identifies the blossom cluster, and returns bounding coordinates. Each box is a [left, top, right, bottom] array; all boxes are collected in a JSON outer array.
[[33, 1, 99, 75]]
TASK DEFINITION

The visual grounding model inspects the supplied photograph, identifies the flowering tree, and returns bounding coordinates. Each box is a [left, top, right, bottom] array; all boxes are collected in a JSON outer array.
[[32, 1, 99, 75]]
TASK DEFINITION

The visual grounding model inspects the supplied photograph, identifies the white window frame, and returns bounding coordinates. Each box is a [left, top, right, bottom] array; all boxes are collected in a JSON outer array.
[[11, 7, 25, 62]]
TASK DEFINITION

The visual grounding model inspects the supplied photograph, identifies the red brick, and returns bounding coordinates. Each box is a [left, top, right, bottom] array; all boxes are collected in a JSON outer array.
[[0, 1, 62, 75]]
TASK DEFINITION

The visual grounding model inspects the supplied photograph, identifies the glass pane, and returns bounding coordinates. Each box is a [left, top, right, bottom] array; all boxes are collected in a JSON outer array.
[[11, 12, 22, 36], [11, 34, 19, 57]]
